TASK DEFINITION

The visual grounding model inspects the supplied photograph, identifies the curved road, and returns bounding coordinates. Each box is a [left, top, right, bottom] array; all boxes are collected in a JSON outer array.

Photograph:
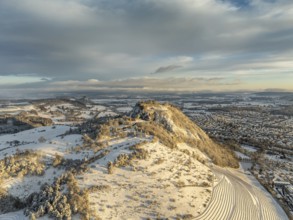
[[195, 167, 289, 220]]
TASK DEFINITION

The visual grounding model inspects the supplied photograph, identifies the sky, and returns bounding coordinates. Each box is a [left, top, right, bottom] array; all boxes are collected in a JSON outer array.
[[0, 0, 292, 97]]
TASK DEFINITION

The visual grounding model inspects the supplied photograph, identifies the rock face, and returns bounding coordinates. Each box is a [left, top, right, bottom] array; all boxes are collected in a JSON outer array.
[[131, 101, 212, 141], [130, 101, 239, 168]]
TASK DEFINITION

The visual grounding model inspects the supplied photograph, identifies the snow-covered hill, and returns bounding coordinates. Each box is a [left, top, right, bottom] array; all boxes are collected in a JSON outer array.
[[130, 101, 239, 167], [0, 101, 239, 219]]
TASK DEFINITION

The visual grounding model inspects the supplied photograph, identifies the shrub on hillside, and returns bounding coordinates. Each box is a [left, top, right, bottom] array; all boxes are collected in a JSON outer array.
[[106, 142, 150, 174], [0, 150, 45, 179], [107, 161, 114, 174], [38, 136, 46, 143], [114, 154, 130, 167], [52, 153, 64, 167], [0, 193, 26, 214], [25, 172, 100, 220], [185, 138, 238, 168], [136, 122, 178, 149]]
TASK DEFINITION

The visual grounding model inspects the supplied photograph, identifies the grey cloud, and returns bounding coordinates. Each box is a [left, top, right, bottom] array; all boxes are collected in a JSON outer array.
[[40, 77, 51, 81], [0, 0, 292, 86], [153, 65, 182, 74]]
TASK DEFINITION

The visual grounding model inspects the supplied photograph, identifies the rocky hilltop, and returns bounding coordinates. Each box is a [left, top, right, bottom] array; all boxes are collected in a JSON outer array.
[[130, 101, 238, 167], [0, 101, 238, 220]]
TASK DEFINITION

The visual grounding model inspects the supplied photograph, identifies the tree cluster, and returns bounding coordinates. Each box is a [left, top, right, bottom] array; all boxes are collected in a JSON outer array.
[[25, 172, 100, 220]]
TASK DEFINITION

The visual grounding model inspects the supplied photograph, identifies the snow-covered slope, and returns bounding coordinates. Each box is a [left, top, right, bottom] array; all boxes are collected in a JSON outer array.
[[0, 101, 238, 219]]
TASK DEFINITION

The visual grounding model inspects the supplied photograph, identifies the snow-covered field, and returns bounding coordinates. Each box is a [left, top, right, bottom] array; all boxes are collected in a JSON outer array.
[[79, 141, 213, 219], [116, 106, 133, 113], [0, 126, 83, 201], [97, 111, 118, 118], [235, 151, 251, 160], [0, 125, 214, 219], [241, 144, 258, 152], [0, 125, 82, 160]]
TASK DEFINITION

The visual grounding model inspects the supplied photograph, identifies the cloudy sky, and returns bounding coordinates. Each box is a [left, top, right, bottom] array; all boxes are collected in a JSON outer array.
[[0, 0, 292, 96]]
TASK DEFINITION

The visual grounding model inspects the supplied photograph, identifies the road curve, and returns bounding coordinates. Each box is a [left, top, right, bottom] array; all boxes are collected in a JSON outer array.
[[195, 167, 289, 220]]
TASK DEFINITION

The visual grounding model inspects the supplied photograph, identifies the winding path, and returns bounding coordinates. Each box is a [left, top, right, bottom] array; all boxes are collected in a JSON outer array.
[[195, 167, 289, 220]]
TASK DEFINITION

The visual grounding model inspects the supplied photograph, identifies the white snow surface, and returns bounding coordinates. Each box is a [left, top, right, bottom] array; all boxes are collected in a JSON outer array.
[[235, 151, 251, 159], [0, 102, 290, 220], [241, 144, 258, 152], [0, 125, 82, 160], [79, 141, 213, 219], [116, 107, 133, 113]]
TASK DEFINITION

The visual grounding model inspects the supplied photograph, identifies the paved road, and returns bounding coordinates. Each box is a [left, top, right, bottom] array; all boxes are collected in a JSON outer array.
[[195, 167, 289, 220]]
